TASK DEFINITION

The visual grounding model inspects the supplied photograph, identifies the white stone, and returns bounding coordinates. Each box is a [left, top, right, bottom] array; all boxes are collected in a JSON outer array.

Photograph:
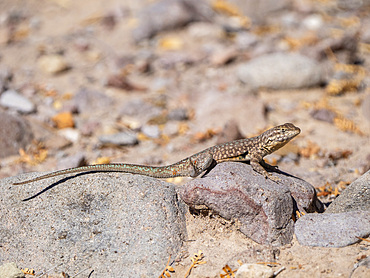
[[236, 263, 274, 278], [0, 89, 35, 113]]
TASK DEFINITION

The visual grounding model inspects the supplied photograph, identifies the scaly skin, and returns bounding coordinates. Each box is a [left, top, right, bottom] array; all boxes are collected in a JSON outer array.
[[13, 123, 300, 185]]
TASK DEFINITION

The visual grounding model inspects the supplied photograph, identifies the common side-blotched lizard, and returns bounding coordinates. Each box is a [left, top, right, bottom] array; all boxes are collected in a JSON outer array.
[[14, 123, 300, 185]]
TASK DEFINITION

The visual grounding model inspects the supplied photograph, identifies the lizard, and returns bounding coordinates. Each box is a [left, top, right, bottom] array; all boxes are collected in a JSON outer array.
[[13, 123, 300, 185]]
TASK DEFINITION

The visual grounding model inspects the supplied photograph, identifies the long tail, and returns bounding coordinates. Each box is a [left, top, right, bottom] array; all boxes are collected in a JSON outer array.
[[13, 161, 195, 185]]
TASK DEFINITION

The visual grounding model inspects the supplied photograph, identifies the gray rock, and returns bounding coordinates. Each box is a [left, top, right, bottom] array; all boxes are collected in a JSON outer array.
[[162, 122, 179, 137], [27, 118, 72, 150], [99, 131, 138, 146], [179, 162, 321, 246], [168, 108, 189, 121], [119, 99, 162, 121], [349, 256, 370, 277], [0, 89, 36, 113], [1, 173, 187, 277], [224, 0, 290, 22], [295, 211, 370, 247], [325, 170, 370, 213], [310, 108, 336, 123], [237, 53, 323, 90], [57, 152, 87, 170], [0, 111, 34, 158], [132, 0, 214, 42], [0, 262, 25, 278], [216, 119, 244, 144], [57, 128, 80, 143], [132, 0, 195, 42], [38, 54, 69, 75], [0, 66, 13, 92], [141, 124, 161, 138], [235, 263, 274, 278], [74, 88, 113, 114]]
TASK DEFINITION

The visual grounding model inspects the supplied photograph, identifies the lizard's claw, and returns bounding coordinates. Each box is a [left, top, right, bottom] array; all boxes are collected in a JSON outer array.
[[266, 173, 281, 183], [292, 210, 305, 221]]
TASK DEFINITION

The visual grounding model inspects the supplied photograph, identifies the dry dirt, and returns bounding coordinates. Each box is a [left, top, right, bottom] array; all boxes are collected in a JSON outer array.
[[0, 0, 369, 277]]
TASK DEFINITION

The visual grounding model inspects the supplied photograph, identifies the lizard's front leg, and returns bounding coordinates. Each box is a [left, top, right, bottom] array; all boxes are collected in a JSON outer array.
[[250, 157, 280, 182]]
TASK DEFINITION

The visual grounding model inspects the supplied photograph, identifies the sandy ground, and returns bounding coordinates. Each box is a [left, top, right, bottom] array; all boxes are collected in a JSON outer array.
[[0, 0, 369, 277]]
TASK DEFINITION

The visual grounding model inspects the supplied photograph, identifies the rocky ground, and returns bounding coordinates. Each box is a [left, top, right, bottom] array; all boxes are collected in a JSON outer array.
[[0, 0, 369, 277]]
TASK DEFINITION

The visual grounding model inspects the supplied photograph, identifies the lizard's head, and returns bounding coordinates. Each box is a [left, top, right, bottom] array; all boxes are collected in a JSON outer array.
[[260, 123, 301, 154]]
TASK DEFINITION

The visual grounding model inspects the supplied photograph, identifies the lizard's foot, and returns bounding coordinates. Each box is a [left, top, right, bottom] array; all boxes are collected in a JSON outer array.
[[265, 173, 281, 183], [292, 210, 306, 221]]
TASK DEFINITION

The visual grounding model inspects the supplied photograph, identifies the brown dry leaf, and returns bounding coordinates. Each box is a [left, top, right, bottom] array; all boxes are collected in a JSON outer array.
[[158, 37, 183, 51], [153, 134, 170, 146], [257, 262, 280, 266], [338, 16, 361, 28], [185, 251, 206, 277], [80, 12, 104, 26], [356, 237, 370, 243], [158, 255, 174, 278], [192, 128, 220, 142], [281, 33, 319, 50], [252, 24, 281, 36], [327, 149, 352, 161], [220, 264, 237, 278], [299, 141, 321, 159], [178, 122, 189, 135], [326, 79, 362, 95], [337, 180, 349, 190], [211, 0, 251, 28], [326, 63, 366, 95], [333, 116, 363, 135], [316, 181, 346, 197], [62, 92, 73, 100], [12, 24, 30, 41], [92, 157, 111, 165], [106, 73, 146, 91], [51, 112, 75, 129], [305, 97, 364, 135], [16, 142, 48, 166], [21, 268, 35, 275], [137, 132, 149, 141], [37, 85, 59, 97], [281, 37, 302, 50]]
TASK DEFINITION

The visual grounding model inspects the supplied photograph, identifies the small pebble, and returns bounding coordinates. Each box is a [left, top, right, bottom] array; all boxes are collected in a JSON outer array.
[[38, 54, 69, 74], [236, 263, 274, 278], [99, 131, 138, 146], [58, 128, 80, 143], [51, 112, 75, 129], [310, 108, 336, 123], [162, 122, 179, 137], [216, 119, 244, 144], [57, 152, 87, 169], [141, 124, 161, 138], [0, 89, 35, 113], [0, 262, 25, 278], [302, 14, 323, 30], [168, 108, 189, 121]]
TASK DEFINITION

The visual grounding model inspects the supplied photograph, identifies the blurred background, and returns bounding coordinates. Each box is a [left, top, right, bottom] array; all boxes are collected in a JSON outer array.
[[0, 0, 369, 196]]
